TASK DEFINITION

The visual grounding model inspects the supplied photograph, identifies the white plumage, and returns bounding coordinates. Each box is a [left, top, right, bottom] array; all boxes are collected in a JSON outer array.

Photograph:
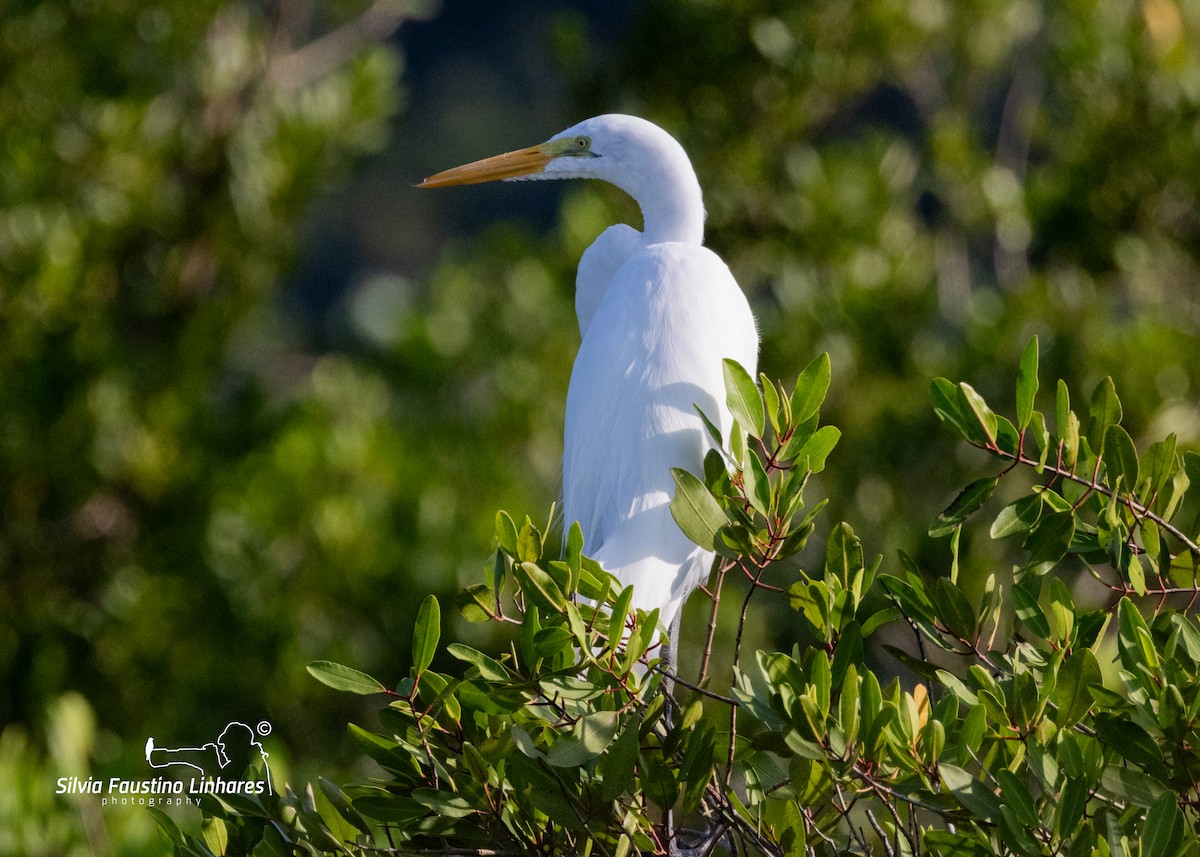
[[420, 114, 758, 634]]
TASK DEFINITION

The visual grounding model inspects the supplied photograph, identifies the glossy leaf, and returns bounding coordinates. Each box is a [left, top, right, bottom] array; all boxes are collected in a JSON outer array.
[[1099, 765, 1166, 807], [1103, 424, 1139, 494], [1054, 648, 1101, 728], [957, 382, 998, 445], [724, 358, 765, 438], [789, 352, 831, 424], [307, 661, 388, 696], [1143, 791, 1184, 857], [514, 561, 567, 614], [670, 467, 727, 551], [783, 424, 841, 471], [1087, 377, 1122, 449], [600, 720, 639, 802], [930, 477, 997, 537], [1022, 511, 1075, 573], [990, 494, 1042, 539], [1016, 336, 1039, 430], [412, 594, 440, 675]]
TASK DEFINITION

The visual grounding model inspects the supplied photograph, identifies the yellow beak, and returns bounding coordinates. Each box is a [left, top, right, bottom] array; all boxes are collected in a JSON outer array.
[[416, 144, 552, 188]]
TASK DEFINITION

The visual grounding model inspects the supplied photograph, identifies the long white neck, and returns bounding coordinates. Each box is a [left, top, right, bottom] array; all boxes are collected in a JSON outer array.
[[616, 159, 705, 246], [624, 160, 705, 247]]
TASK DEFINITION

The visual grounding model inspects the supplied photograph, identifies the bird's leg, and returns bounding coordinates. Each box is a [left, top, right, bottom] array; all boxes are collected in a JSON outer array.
[[663, 611, 681, 706], [664, 612, 683, 857]]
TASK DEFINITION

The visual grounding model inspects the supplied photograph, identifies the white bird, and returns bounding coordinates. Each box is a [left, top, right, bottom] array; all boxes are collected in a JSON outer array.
[[419, 114, 758, 646]]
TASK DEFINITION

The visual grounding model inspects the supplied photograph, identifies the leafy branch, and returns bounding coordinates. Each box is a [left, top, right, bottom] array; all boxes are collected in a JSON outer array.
[[160, 348, 1200, 856]]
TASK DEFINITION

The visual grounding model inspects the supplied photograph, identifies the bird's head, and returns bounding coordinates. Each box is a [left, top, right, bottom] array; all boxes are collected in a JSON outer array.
[[417, 114, 704, 243], [416, 115, 681, 188]]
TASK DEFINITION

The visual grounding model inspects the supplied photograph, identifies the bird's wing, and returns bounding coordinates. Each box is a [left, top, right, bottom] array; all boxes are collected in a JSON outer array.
[[562, 242, 757, 625], [575, 223, 643, 338]]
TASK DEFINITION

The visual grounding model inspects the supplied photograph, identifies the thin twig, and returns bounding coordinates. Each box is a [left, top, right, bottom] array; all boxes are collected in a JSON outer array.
[[649, 664, 738, 705], [698, 558, 731, 686], [866, 809, 896, 857], [985, 443, 1200, 555]]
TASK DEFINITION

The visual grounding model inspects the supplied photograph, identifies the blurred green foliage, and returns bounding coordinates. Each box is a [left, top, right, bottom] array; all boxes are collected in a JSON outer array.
[[3, 0, 1200, 851], [1, 693, 160, 856], [0, 0, 413, 802]]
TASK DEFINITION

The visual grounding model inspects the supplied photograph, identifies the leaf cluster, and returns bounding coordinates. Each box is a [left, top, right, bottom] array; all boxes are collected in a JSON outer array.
[[173, 349, 1200, 856]]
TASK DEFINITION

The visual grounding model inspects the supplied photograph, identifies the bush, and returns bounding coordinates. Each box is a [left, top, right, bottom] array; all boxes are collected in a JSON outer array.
[[160, 341, 1200, 855]]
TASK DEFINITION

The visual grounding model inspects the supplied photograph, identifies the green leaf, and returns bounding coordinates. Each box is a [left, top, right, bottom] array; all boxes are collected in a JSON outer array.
[[934, 578, 977, 641], [412, 594, 440, 674], [608, 584, 634, 649], [724, 358, 765, 438], [694, 404, 724, 448], [1016, 336, 1039, 430], [1022, 510, 1075, 573], [931, 377, 969, 439], [1055, 777, 1088, 837], [759, 375, 781, 437], [495, 510, 519, 557], [670, 467, 728, 552], [307, 661, 388, 695], [1095, 713, 1164, 770], [456, 583, 496, 623], [622, 607, 659, 672], [1117, 597, 1160, 677], [999, 804, 1041, 857], [348, 724, 411, 772], [1099, 765, 1166, 808], [959, 704, 986, 757], [446, 643, 509, 681], [1087, 377, 1122, 450], [1103, 424, 1139, 494], [679, 721, 716, 814], [514, 561, 567, 614], [1054, 649, 1101, 728], [930, 477, 998, 537], [533, 626, 573, 661], [744, 448, 772, 515], [939, 763, 1002, 822], [1141, 434, 1177, 501], [831, 621, 864, 689], [784, 424, 840, 472], [640, 751, 679, 809], [1142, 791, 1184, 857], [353, 793, 427, 824], [1011, 578, 1049, 638], [1056, 379, 1070, 438], [1045, 575, 1076, 642], [318, 777, 371, 834], [996, 769, 1039, 828], [991, 494, 1043, 539], [146, 807, 184, 844], [576, 710, 620, 756], [957, 382, 998, 446], [413, 788, 475, 818], [600, 720, 640, 802], [567, 520, 584, 575], [779, 800, 807, 857], [517, 519, 542, 563], [825, 522, 864, 588], [789, 352, 831, 424]]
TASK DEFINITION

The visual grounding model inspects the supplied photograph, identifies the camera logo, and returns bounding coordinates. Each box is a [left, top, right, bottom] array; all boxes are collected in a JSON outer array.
[[145, 720, 274, 795]]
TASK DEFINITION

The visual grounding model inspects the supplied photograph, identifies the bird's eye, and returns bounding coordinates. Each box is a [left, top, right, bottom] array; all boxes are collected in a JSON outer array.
[[574, 136, 591, 151]]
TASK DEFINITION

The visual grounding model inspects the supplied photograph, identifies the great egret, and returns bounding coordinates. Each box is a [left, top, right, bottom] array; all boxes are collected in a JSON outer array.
[[419, 114, 758, 648]]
